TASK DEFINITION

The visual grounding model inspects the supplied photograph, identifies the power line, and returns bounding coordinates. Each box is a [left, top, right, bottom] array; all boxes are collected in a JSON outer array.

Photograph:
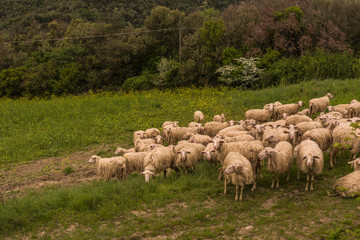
[[1, 27, 196, 44]]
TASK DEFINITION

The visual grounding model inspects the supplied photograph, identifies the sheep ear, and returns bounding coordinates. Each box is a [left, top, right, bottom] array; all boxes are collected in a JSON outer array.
[[313, 155, 320, 160], [283, 130, 289, 134], [209, 140, 213, 143], [141, 171, 145, 175], [201, 151, 206, 153], [186, 151, 191, 154], [210, 149, 216, 152], [177, 151, 181, 154], [347, 161, 354, 164]]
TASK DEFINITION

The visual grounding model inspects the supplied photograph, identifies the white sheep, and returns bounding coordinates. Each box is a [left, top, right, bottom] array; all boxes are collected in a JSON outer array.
[[274, 101, 303, 119], [154, 135, 164, 144], [294, 140, 324, 191], [327, 105, 348, 115], [88, 155, 127, 181], [244, 108, 273, 123], [194, 110, 205, 123], [331, 171, 360, 198], [202, 142, 220, 164], [295, 121, 323, 139], [174, 142, 205, 156], [114, 147, 135, 155], [188, 134, 212, 146], [168, 127, 198, 144], [262, 128, 290, 147], [258, 141, 293, 188], [346, 102, 360, 118], [133, 130, 147, 143], [123, 152, 148, 173], [302, 128, 332, 152], [297, 108, 309, 116], [145, 128, 160, 138], [284, 114, 313, 126], [161, 121, 178, 143], [309, 93, 333, 117], [134, 138, 155, 152], [223, 134, 255, 142], [141, 147, 176, 183], [175, 146, 203, 174], [204, 121, 229, 137], [348, 158, 360, 171], [217, 125, 246, 136], [187, 122, 204, 134], [223, 152, 254, 201], [213, 113, 226, 122]]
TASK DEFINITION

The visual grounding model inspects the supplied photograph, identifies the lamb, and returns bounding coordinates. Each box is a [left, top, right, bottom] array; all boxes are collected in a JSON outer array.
[[114, 147, 135, 155], [302, 128, 332, 152], [188, 134, 212, 146], [123, 152, 148, 173], [284, 114, 312, 126], [309, 93, 333, 117], [258, 141, 293, 188], [141, 147, 176, 183], [133, 130, 147, 142], [175, 146, 203, 174], [330, 125, 360, 168], [213, 113, 226, 122], [204, 121, 229, 137], [216, 140, 264, 191], [168, 127, 198, 144], [244, 108, 273, 123], [348, 158, 360, 171], [331, 171, 360, 198], [194, 110, 205, 123], [273, 101, 303, 119], [294, 140, 324, 191], [88, 155, 127, 181], [223, 152, 254, 201]]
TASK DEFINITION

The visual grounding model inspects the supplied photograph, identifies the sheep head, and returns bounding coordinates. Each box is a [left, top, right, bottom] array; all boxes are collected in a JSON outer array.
[[141, 170, 155, 183], [177, 149, 191, 162], [348, 158, 360, 171], [297, 101, 303, 107], [302, 153, 320, 167], [202, 149, 216, 161], [264, 135, 280, 146], [114, 147, 126, 155], [154, 135, 164, 144], [88, 155, 100, 163], [326, 93, 334, 99], [210, 138, 225, 150], [227, 120, 236, 126], [225, 163, 243, 175], [254, 124, 265, 134]]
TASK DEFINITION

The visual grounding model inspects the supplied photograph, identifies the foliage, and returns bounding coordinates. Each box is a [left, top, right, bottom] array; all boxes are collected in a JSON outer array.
[[0, 67, 26, 98], [154, 57, 180, 87], [122, 73, 154, 92]]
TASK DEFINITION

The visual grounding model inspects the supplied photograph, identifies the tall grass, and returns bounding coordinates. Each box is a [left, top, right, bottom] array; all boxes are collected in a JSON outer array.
[[1, 78, 360, 166]]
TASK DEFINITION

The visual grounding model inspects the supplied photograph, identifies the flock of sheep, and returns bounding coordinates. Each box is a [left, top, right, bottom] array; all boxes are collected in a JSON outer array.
[[89, 93, 360, 201]]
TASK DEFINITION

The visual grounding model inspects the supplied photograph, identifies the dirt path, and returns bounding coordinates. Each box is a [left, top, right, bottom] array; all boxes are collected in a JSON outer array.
[[0, 147, 113, 201]]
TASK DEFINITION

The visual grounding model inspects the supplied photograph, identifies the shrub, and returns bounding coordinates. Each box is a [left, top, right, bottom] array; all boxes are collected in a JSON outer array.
[[122, 73, 154, 92], [154, 57, 180, 87], [0, 67, 26, 98]]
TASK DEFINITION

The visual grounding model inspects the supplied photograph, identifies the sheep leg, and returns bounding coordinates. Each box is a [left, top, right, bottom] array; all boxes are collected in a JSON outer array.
[[218, 168, 223, 180], [310, 175, 314, 191], [163, 170, 167, 179], [297, 169, 300, 180], [224, 178, 227, 195], [276, 174, 279, 188], [305, 174, 309, 191], [251, 178, 257, 191], [286, 170, 290, 181], [240, 185, 244, 201], [235, 185, 239, 201], [271, 173, 275, 188]]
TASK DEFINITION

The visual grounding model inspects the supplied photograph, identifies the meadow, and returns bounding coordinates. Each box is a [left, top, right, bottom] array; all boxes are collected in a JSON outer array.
[[0, 79, 360, 239]]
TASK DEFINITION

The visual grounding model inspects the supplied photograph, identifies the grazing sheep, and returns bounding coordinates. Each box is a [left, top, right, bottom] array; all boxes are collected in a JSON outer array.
[[194, 111, 205, 123], [284, 114, 313, 126], [331, 171, 360, 198], [145, 128, 160, 138], [216, 140, 264, 191], [133, 130, 147, 142], [351, 99, 360, 104], [274, 101, 303, 119], [168, 127, 198, 144], [174, 142, 205, 156], [161, 121, 178, 142], [309, 93, 333, 117], [88, 155, 127, 181], [294, 121, 323, 144], [213, 113, 226, 122], [217, 130, 249, 139], [262, 128, 290, 147], [204, 121, 229, 137], [223, 134, 255, 142], [245, 108, 273, 123], [302, 128, 332, 152], [188, 134, 212, 146], [346, 102, 360, 118], [114, 147, 135, 155], [134, 138, 155, 152], [175, 146, 203, 174], [223, 152, 254, 201], [217, 125, 246, 136], [123, 152, 148, 173], [295, 140, 324, 191], [141, 147, 176, 183], [348, 158, 360, 171], [202, 142, 220, 163], [327, 105, 348, 115], [258, 141, 293, 188], [297, 108, 309, 116], [330, 125, 360, 168]]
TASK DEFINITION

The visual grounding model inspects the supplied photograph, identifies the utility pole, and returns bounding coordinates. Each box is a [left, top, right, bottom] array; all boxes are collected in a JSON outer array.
[[179, 17, 182, 63]]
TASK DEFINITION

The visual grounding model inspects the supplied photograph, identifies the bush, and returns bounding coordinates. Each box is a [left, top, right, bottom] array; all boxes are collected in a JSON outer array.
[[0, 67, 26, 98], [122, 73, 154, 92], [154, 58, 180, 87]]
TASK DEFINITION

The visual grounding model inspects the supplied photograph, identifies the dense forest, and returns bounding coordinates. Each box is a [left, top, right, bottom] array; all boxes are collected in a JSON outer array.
[[0, 0, 360, 98]]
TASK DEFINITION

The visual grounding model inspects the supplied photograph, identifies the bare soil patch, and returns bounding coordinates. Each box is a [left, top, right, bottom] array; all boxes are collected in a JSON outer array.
[[0, 145, 115, 201]]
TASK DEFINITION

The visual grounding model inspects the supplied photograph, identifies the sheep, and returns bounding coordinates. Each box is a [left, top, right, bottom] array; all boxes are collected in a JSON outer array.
[[202, 142, 220, 164], [297, 108, 309, 116], [258, 141, 293, 188], [217, 125, 246, 136], [223, 152, 254, 201], [244, 108, 273, 123], [284, 114, 313, 126], [114, 147, 135, 155], [331, 171, 360, 197], [174, 142, 205, 155], [223, 134, 255, 142], [161, 121, 178, 142], [123, 152, 148, 173], [168, 127, 198, 144], [141, 147, 176, 183], [204, 121, 229, 137], [213, 113, 226, 122], [302, 128, 332, 152], [217, 130, 249, 139], [194, 110, 205, 123], [154, 135, 164, 144], [145, 128, 160, 138], [351, 99, 359, 104], [294, 140, 324, 191], [188, 134, 212, 146], [227, 120, 237, 126], [262, 128, 290, 147], [175, 146, 203, 174], [309, 93, 333, 117], [295, 121, 323, 143], [274, 101, 303, 119], [327, 105, 348, 115], [330, 125, 360, 168], [346, 102, 360, 118], [348, 158, 360, 171], [88, 155, 127, 181], [216, 140, 264, 191], [282, 125, 298, 146], [134, 138, 155, 152], [133, 130, 147, 142]]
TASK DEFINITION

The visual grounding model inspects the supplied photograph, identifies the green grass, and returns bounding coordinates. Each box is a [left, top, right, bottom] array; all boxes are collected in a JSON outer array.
[[1, 78, 360, 239]]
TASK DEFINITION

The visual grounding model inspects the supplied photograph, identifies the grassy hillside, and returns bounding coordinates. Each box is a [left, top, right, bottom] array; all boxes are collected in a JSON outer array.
[[1, 79, 360, 239]]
